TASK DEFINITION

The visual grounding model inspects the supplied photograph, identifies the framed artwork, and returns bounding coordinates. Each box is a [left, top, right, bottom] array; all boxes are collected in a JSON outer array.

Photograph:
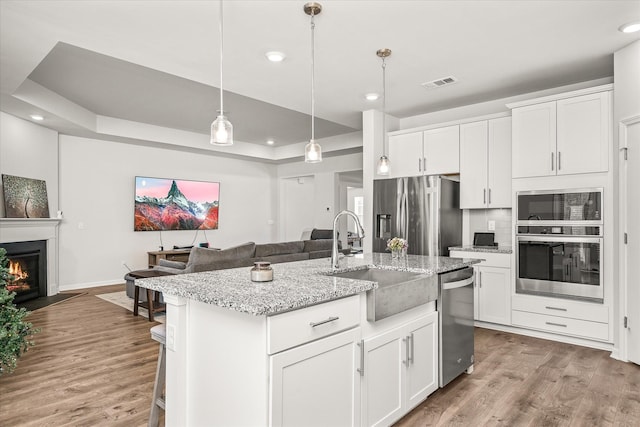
[[134, 176, 220, 231], [2, 174, 51, 218]]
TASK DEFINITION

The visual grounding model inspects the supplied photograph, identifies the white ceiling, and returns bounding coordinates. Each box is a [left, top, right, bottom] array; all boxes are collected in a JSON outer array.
[[1, 0, 639, 161]]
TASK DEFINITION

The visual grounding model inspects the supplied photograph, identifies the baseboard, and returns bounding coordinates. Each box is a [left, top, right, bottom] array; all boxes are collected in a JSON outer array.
[[474, 321, 615, 353], [59, 279, 124, 291]]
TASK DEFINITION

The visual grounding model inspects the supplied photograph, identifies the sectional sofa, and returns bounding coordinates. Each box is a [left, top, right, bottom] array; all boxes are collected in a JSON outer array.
[[125, 231, 346, 300]]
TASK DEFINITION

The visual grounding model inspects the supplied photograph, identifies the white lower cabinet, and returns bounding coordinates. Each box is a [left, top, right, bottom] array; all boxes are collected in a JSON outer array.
[[270, 327, 362, 427], [450, 251, 511, 326], [361, 312, 438, 427]]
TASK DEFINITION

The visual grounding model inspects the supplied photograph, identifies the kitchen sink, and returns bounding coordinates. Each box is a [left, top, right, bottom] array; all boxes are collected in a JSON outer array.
[[327, 267, 438, 321]]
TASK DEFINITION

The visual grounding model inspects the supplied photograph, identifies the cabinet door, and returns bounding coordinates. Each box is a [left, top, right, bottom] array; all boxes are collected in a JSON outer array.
[[270, 328, 361, 427], [477, 266, 511, 325], [487, 117, 512, 208], [405, 312, 439, 410], [512, 101, 556, 178], [423, 125, 460, 175], [459, 121, 489, 209], [556, 91, 609, 175], [361, 325, 405, 427], [388, 132, 423, 178]]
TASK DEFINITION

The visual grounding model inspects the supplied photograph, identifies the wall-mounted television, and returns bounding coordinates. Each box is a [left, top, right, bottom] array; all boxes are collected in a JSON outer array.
[[134, 176, 219, 231]]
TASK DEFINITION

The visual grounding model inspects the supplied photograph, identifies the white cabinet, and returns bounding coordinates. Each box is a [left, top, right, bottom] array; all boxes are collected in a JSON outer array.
[[450, 251, 511, 326], [423, 125, 460, 175], [270, 328, 362, 427], [361, 312, 438, 427], [511, 90, 610, 178], [388, 126, 459, 178], [460, 117, 512, 208]]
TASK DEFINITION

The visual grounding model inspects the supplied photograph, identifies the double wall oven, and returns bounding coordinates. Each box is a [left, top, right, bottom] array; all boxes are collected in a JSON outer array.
[[516, 189, 603, 303]]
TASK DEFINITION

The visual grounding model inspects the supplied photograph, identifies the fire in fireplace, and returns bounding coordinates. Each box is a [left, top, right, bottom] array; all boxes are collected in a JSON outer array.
[[1, 240, 47, 303]]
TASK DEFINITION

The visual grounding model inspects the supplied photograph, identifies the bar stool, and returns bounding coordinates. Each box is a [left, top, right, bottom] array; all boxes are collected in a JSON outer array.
[[148, 324, 166, 427]]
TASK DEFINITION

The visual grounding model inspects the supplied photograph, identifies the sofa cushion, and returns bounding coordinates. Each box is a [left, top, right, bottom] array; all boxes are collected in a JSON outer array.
[[157, 259, 187, 269], [186, 242, 256, 270], [303, 239, 333, 252], [255, 241, 304, 258], [254, 252, 309, 264], [310, 229, 334, 240], [192, 257, 255, 273]]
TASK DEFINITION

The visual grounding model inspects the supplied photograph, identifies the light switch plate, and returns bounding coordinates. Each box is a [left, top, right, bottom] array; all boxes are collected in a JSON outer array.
[[487, 220, 496, 231]]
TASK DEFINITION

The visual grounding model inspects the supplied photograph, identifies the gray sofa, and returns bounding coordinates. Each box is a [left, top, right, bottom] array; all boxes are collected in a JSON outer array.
[[125, 232, 345, 300]]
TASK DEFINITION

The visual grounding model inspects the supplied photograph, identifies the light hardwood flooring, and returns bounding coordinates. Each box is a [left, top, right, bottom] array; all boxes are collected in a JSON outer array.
[[1, 284, 639, 427]]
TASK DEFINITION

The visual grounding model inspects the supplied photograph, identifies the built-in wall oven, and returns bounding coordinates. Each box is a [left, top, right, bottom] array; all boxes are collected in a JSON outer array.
[[516, 189, 603, 303]]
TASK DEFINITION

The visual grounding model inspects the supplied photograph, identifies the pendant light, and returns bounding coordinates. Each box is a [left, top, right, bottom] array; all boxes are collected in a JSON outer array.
[[304, 2, 322, 163], [210, 0, 233, 146], [377, 48, 391, 175]]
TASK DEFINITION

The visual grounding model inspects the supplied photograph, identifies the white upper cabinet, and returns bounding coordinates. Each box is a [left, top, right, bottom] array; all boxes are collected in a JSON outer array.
[[460, 117, 511, 209], [388, 125, 460, 178], [422, 125, 460, 175], [388, 132, 423, 178], [511, 89, 610, 178], [556, 91, 610, 175]]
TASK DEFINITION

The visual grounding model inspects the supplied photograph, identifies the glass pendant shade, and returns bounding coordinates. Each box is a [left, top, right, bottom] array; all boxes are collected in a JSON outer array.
[[377, 155, 390, 175], [210, 114, 233, 146], [305, 140, 322, 163]]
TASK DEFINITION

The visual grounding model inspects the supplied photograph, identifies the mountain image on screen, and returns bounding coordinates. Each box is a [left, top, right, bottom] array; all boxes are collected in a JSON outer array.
[[135, 180, 219, 231]]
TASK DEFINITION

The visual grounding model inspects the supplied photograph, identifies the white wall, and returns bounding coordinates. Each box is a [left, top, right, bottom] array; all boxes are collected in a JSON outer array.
[[280, 176, 315, 241], [276, 152, 363, 241], [0, 112, 59, 217], [57, 135, 277, 289]]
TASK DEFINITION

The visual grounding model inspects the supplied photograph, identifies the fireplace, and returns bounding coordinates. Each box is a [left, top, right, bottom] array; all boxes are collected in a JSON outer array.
[[1, 240, 47, 304]]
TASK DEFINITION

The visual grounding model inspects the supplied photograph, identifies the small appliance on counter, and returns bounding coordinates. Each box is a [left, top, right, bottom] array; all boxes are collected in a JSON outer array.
[[473, 232, 497, 247]]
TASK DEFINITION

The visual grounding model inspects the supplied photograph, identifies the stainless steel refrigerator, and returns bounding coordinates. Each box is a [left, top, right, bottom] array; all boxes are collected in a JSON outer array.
[[372, 175, 462, 256]]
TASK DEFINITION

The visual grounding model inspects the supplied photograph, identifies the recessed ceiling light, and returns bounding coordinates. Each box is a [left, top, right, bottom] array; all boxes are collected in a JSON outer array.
[[265, 51, 286, 62], [619, 22, 640, 33], [365, 93, 380, 101], [30, 114, 44, 121], [266, 139, 275, 145]]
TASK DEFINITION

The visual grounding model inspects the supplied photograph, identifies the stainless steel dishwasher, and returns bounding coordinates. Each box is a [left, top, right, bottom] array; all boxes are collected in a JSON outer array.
[[438, 266, 475, 387]]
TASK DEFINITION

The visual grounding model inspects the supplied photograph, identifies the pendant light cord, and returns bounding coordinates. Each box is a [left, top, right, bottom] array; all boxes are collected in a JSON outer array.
[[382, 56, 386, 156], [219, 0, 224, 115], [310, 12, 316, 142]]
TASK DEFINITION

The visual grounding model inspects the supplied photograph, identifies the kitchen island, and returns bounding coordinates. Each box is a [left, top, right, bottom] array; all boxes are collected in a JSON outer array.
[[137, 253, 479, 427]]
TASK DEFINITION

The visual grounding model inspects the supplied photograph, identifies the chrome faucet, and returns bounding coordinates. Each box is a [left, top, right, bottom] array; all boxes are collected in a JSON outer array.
[[332, 210, 365, 270]]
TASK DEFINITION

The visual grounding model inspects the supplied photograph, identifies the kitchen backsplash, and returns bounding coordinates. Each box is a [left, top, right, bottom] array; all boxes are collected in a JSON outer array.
[[463, 208, 512, 247]]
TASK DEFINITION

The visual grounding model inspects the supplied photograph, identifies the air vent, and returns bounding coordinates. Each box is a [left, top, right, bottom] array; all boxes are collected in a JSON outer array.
[[421, 76, 458, 89]]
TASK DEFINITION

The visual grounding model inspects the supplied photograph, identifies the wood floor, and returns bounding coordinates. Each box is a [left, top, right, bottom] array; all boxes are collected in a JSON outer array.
[[1, 284, 639, 427]]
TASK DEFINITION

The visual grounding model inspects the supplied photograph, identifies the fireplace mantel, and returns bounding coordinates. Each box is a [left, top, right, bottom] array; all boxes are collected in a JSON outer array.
[[0, 218, 61, 296]]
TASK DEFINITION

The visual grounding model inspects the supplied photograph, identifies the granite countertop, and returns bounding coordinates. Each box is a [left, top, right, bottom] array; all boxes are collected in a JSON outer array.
[[136, 252, 480, 316], [449, 245, 513, 254]]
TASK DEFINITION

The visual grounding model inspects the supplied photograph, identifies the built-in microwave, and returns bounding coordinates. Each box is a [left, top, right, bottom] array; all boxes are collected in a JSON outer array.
[[517, 188, 602, 223], [516, 189, 604, 303]]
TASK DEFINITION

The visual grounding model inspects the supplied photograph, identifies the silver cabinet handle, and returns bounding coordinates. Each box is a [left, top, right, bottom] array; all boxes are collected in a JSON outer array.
[[551, 152, 554, 171], [423, 157, 426, 172], [545, 306, 567, 312], [357, 339, 364, 376], [483, 189, 486, 204], [488, 188, 492, 205], [418, 158, 421, 172], [309, 316, 339, 327], [402, 337, 409, 365], [409, 333, 415, 365], [546, 321, 567, 328], [558, 151, 562, 170], [478, 271, 482, 288]]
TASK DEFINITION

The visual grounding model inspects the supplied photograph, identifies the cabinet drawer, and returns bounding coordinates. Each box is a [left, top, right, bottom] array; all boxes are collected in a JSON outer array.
[[511, 294, 608, 323], [449, 251, 510, 268], [512, 310, 608, 342], [267, 295, 360, 354]]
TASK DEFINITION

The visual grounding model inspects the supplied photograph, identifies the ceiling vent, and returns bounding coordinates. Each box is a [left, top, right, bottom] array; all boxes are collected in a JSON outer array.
[[421, 76, 458, 89]]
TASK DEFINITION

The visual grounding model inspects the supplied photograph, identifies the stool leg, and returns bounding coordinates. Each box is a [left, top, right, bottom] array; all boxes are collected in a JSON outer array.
[[133, 285, 140, 316], [148, 342, 166, 427], [146, 289, 154, 322]]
